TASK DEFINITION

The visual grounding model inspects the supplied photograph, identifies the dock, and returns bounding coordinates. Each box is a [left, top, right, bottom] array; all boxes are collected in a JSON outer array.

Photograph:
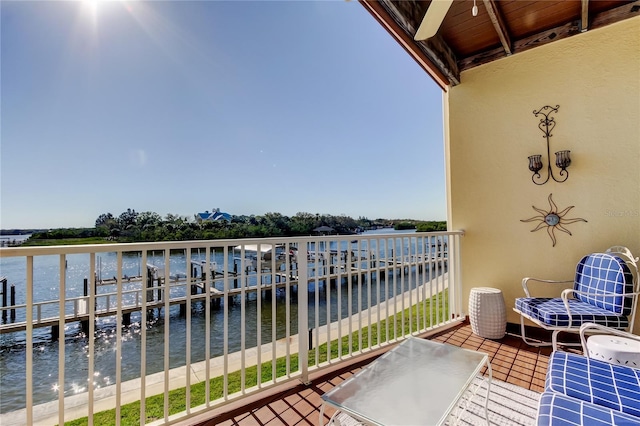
[[0, 255, 447, 338]]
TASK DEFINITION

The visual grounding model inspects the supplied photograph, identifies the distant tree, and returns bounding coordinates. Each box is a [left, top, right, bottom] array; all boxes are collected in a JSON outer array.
[[31, 228, 99, 240], [118, 208, 138, 230], [263, 212, 290, 236], [164, 213, 189, 225], [395, 222, 416, 230], [332, 214, 358, 233], [290, 212, 316, 235], [416, 221, 447, 232], [95, 213, 115, 228], [136, 211, 162, 229], [95, 213, 119, 238]]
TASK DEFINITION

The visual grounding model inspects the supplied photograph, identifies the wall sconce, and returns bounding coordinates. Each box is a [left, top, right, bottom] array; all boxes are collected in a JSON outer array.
[[528, 105, 571, 185]]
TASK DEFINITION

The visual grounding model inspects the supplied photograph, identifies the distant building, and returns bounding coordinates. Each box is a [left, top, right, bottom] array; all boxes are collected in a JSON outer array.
[[196, 208, 231, 222]]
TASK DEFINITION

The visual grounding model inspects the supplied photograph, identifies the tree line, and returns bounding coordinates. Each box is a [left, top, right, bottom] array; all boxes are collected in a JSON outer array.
[[27, 209, 446, 243]]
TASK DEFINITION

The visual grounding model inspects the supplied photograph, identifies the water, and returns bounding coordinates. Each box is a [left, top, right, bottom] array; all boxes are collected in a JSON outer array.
[[0, 234, 31, 248], [0, 229, 446, 413]]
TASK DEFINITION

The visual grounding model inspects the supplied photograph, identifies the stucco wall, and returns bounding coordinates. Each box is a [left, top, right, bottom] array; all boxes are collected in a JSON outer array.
[[445, 17, 640, 328]]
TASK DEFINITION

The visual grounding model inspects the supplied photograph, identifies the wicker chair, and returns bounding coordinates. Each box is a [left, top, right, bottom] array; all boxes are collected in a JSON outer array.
[[513, 246, 639, 351]]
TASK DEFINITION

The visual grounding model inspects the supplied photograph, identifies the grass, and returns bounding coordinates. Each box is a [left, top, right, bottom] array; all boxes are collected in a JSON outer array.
[[21, 237, 111, 246], [65, 291, 449, 425]]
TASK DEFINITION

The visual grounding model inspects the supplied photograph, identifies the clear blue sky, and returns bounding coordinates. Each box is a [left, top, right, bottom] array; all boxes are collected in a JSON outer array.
[[1, 0, 445, 230]]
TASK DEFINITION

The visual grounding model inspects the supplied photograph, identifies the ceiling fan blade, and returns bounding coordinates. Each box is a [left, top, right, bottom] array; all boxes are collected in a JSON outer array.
[[414, 0, 454, 41]]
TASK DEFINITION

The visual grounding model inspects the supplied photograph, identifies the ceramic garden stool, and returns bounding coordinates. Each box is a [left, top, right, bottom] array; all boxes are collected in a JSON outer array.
[[469, 287, 506, 339], [587, 334, 640, 367]]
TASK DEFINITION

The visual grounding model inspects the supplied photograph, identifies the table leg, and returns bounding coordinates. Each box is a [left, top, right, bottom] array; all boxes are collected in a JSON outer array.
[[319, 402, 326, 426], [484, 360, 492, 425]]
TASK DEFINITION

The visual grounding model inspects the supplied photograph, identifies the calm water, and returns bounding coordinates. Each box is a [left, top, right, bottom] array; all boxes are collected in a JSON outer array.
[[0, 229, 445, 413]]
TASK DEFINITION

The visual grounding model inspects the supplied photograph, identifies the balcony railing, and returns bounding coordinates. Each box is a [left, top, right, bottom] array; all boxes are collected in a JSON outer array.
[[0, 231, 464, 425]]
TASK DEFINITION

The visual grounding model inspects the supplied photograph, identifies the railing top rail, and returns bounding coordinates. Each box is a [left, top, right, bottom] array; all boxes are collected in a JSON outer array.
[[0, 231, 464, 258]]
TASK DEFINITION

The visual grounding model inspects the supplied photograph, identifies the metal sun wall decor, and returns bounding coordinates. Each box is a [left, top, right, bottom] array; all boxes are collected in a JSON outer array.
[[521, 194, 587, 247], [528, 105, 571, 185]]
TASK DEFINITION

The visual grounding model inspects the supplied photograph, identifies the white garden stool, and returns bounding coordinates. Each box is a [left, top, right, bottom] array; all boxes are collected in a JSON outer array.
[[469, 287, 506, 339], [587, 334, 640, 367]]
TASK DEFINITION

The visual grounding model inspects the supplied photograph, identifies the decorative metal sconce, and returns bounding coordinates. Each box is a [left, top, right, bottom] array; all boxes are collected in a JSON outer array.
[[528, 105, 571, 185]]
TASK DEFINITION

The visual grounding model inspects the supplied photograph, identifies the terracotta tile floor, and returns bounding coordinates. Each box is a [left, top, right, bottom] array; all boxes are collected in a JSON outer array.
[[197, 322, 568, 426]]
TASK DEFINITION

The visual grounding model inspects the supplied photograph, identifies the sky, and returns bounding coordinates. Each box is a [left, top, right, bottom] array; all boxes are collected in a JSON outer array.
[[0, 0, 446, 230]]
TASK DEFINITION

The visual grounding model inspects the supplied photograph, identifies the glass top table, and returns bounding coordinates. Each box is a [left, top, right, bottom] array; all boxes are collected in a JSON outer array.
[[320, 337, 491, 425]]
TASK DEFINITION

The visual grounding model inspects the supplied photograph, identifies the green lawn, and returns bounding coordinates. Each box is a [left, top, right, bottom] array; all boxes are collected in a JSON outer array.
[[21, 237, 112, 246], [65, 291, 449, 425]]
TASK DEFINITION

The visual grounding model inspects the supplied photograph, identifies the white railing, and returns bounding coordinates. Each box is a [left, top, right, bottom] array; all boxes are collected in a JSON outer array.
[[0, 231, 464, 425]]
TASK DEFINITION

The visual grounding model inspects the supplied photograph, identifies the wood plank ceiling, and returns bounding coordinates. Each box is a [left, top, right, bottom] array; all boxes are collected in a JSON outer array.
[[361, 0, 640, 89]]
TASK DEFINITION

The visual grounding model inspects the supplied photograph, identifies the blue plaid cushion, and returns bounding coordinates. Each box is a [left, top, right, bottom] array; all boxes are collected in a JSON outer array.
[[537, 391, 640, 425], [546, 351, 640, 417], [514, 297, 629, 328], [574, 253, 634, 315]]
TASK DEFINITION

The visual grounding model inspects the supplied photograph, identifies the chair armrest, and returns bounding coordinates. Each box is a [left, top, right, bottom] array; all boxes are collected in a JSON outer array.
[[579, 322, 640, 355], [559, 289, 640, 331], [521, 277, 573, 297]]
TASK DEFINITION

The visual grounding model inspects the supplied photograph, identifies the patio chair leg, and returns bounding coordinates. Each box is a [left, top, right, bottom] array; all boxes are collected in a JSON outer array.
[[552, 330, 582, 351], [519, 316, 552, 347]]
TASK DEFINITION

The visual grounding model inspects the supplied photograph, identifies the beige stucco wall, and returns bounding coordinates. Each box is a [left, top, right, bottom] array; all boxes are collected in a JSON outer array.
[[445, 17, 640, 328]]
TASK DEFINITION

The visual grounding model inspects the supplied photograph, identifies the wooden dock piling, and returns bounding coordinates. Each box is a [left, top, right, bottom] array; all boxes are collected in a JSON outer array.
[[10, 285, 15, 321], [81, 278, 90, 334], [146, 267, 154, 303], [1, 277, 7, 322], [0, 277, 14, 322]]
